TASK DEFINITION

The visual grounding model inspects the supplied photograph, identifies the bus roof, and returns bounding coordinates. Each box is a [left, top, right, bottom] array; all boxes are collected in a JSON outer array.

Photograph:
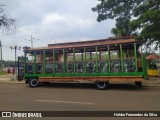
[[24, 36, 143, 51]]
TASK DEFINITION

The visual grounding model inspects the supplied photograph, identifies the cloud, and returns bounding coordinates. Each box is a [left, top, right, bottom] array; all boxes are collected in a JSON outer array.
[[41, 12, 95, 29], [0, 0, 115, 60], [42, 13, 66, 25]]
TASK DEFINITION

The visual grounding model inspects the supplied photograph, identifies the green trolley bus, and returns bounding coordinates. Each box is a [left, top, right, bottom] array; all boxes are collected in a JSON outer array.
[[23, 36, 147, 89]]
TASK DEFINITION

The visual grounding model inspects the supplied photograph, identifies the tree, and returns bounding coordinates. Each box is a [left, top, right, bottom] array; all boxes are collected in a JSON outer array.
[[92, 0, 160, 50], [111, 20, 138, 37], [131, 0, 160, 50], [0, 2, 16, 34], [92, 0, 138, 36]]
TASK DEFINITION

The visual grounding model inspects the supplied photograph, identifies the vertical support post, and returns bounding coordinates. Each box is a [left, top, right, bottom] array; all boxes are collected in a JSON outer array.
[[31, 35, 33, 48], [43, 50, 46, 74], [141, 54, 144, 70], [63, 49, 65, 73], [120, 44, 123, 72], [73, 48, 76, 73], [53, 49, 55, 74], [95, 46, 98, 72], [34, 51, 36, 74], [24, 51, 26, 75], [81, 52, 83, 61], [15, 47, 17, 67], [108, 45, 110, 72], [15, 47, 18, 75], [134, 43, 138, 72], [31, 35, 33, 61], [84, 47, 86, 73], [141, 45, 144, 70], [142, 55, 147, 79]]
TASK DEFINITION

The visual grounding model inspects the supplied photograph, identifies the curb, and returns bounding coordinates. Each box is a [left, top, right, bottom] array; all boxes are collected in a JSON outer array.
[[0, 80, 25, 84], [142, 83, 160, 87]]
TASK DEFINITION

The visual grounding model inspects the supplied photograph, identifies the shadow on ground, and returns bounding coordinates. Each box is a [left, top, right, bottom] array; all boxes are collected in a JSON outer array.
[[30, 83, 150, 91]]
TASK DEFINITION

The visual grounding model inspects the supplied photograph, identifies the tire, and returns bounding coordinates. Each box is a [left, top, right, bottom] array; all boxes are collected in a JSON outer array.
[[135, 81, 142, 88], [29, 78, 39, 87], [95, 81, 109, 90]]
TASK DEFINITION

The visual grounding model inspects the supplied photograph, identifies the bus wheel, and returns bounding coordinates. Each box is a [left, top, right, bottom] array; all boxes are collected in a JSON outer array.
[[95, 81, 108, 90], [135, 81, 142, 88], [29, 78, 39, 87]]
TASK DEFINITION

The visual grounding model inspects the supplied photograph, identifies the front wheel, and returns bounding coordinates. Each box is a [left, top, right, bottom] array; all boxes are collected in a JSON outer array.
[[29, 78, 39, 87], [95, 81, 109, 90]]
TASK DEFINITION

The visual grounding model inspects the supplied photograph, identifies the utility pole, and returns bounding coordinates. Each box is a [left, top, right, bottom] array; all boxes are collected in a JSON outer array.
[[25, 35, 39, 61], [31, 35, 39, 48], [15, 46, 17, 68], [0, 41, 2, 74], [31, 35, 33, 48], [25, 35, 39, 48]]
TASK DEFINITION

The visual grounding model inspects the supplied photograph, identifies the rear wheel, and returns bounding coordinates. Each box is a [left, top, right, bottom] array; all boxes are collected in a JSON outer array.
[[29, 78, 39, 87], [95, 81, 109, 90], [135, 81, 142, 88]]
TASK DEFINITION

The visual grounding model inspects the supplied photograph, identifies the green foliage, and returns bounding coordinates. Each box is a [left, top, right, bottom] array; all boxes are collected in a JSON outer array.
[[148, 63, 158, 70], [111, 20, 138, 37], [92, 0, 136, 22], [0, 60, 16, 67], [131, 0, 160, 50], [92, 0, 160, 50], [92, 0, 139, 37], [0, 70, 6, 75]]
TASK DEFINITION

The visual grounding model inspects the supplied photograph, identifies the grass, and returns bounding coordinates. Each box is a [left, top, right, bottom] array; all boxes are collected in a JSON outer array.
[[0, 70, 7, 75]]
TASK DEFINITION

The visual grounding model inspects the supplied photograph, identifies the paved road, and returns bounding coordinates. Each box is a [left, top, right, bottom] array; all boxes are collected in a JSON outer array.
[[0, 83, 160, 120]]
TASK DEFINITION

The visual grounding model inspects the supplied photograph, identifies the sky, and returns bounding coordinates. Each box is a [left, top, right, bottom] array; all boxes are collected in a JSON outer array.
[[0, 0, 115, 61]]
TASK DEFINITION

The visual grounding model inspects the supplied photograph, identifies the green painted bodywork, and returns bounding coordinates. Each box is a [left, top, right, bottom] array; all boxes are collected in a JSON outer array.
[[120, 44, 123, 72], [134, 43, 138, 72], [43, 51, 46, 74], [73, 48, 76, 73], [53, 50, 55, 73], [84, 47, 86, 73], [96, 46, 98, 72], [24, 72, 145, 78], [63, 49, 65, 73], [107, 45, 111, 72], [34, 51, 36, 74]]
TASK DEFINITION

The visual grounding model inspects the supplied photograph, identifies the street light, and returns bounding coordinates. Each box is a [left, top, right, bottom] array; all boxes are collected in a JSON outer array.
[[10, 45, 21, 75]]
